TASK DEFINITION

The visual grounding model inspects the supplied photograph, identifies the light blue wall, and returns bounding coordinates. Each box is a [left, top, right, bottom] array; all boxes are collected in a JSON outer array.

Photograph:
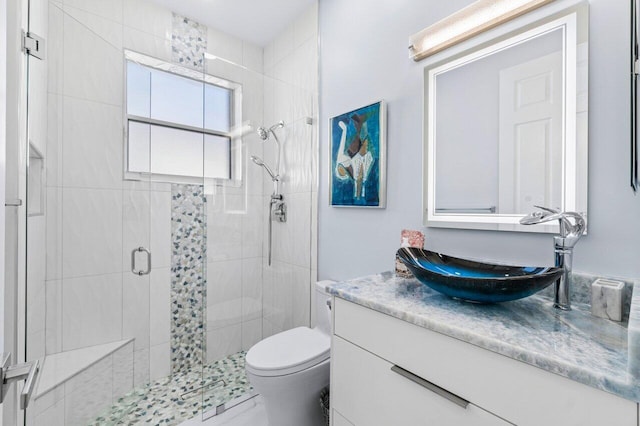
[[318, 0, 640, 281]]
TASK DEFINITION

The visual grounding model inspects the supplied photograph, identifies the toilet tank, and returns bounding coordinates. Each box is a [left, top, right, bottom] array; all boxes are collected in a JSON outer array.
[[314, 280, 334, 335]]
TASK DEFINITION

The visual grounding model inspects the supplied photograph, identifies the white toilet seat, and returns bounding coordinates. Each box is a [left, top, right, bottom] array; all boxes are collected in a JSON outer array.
[[245, 327, 330, 377]]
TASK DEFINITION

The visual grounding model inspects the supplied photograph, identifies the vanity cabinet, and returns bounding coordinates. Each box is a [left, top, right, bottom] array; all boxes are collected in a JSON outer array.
[[330, 298, 638, 426]]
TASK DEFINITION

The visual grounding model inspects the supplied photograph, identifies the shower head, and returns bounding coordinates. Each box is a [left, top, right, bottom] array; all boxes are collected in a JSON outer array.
[[257, 120, 284, 141], [257, 127, 269, 140], [250, 155, 277, 181]]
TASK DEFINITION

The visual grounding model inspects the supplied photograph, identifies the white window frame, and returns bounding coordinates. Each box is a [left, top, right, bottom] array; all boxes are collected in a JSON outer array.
[[123, 50, 243, 186]]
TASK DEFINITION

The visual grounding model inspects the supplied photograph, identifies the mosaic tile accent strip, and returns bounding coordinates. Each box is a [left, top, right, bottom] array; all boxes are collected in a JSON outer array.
[[171, 184, 207, 373], [89, 351, 251, 425], [172, 13, 207, 71]]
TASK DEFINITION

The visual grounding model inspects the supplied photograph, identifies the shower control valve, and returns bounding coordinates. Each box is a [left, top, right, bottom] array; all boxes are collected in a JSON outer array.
[[272, 200, 287, 223]]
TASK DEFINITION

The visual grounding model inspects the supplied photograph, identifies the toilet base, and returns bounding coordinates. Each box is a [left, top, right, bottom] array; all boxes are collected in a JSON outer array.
[[247, 359, 330, 426]]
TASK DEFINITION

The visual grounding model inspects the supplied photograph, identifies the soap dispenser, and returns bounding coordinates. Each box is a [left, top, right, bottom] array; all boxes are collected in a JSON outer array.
[[395, 237, 413, 278]]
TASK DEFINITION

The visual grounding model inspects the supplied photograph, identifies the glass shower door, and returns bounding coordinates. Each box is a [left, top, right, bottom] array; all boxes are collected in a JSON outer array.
[[199, 52, 257, 420]]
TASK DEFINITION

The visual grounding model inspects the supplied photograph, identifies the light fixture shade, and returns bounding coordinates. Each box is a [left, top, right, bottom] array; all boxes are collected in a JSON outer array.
[[409, 0, 554, 61]]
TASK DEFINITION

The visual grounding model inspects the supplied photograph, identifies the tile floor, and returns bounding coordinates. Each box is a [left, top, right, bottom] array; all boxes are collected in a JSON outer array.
[[89, 351, 252, 425]]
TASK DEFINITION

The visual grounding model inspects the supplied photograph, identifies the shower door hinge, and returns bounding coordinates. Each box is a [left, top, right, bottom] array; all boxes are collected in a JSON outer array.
[[22, 31, 45, 60]]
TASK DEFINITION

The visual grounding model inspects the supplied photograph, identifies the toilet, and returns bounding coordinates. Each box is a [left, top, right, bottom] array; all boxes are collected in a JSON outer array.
[[245, 280, 334, 426]]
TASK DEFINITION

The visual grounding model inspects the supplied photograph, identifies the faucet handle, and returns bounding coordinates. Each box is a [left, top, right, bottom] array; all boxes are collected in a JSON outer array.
[[533, 205, 560, 214], [528, 205, 573, 236], [522, 206, 586, 240]]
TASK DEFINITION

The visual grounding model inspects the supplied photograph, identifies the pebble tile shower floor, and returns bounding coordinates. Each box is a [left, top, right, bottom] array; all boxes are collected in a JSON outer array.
[[89, 351, 252, 425]]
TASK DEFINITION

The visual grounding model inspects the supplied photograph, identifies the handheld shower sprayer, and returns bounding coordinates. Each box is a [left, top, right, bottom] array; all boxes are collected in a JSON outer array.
[[250, 155, 277, 181]]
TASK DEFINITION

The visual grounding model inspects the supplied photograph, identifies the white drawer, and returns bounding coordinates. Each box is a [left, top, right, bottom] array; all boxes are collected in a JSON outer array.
[[333, 297, 637, 426], [331, 336, 511, 426]]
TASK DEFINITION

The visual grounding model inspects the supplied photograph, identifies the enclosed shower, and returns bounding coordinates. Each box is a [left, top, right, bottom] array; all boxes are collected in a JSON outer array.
[[14, 0, 319, 424]]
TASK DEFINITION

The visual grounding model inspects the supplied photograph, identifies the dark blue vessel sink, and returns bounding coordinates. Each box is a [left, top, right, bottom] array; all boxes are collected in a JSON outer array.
[[396, 247, 563, 303]]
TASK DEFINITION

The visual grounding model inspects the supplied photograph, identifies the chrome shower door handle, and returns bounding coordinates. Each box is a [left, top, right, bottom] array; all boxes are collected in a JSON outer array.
[[131, 247, 151, 276]]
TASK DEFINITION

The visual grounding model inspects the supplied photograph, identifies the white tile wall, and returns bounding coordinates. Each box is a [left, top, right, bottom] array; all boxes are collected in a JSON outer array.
[[150, 342, 170, 381], [207, 259, 243, 330], [206, 193, 243, 261], [241, 318, 263, 351], [242, 42, 264, 74], [281, 119, 314, 194], [150, 267, 171, 347], [47, 4, 64, 95], [262, 261, 292, 336], [134, 348, 150, 387], [62, 187, 123, 278], [242, 258, 263, 321], [113, 342, 135, 397], [62, 13, 122, 106], [27, 217, 47, 360], [259, 4, 318, 337], [207, 27, 243, 66], [122, 272, 150, 349], [150, 191, 172, 268], [64, 0, 124, 24], [123, 0, 172, 39], [294, 3, 318, 48], [45, 93, 62, 188], [62, 273, 123, 351], [62, 97, 123, 190], [62, 4, 123, 48], [45, 280, 62, 354], [271, 192, 311, 269], [122, 188, 150, 267], [206, 323, 242, 364], [31, 383, 66, 426], [34, 399, 65, 426], [241, 195, 264, 258], [123, 26, 172, 62], [244, 138, 266, 197], [64, 356, 113, 425]]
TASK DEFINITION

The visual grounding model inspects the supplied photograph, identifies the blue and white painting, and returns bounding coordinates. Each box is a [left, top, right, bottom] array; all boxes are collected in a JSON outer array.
[[330, 101, 385, 207]]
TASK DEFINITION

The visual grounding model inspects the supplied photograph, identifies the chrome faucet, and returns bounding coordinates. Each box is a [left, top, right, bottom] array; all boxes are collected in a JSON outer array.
[[520, 206, 586, 311]]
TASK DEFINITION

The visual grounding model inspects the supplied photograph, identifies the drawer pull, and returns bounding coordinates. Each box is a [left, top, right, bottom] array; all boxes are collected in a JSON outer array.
[[391, 365, 469, 409]]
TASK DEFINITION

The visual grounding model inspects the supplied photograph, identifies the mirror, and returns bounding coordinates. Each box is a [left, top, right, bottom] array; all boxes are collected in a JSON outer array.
[[423, 4, 588, 233]]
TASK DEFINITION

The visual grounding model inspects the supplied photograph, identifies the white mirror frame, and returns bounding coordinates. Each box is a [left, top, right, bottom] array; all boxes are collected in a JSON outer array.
[[423, 4, 587, 233]]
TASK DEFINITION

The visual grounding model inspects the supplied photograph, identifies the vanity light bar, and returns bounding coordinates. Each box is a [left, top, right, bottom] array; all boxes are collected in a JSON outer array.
[[409, 0, 555, 61]]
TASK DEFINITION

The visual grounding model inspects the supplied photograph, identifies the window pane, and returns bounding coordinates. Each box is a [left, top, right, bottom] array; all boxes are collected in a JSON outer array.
[[127, 61, 151, 117], [128, 121, 150, 173], [205, 84, 231, 132], [204, 135, 231, 179], [150, 125, 204, 177], [150, 69, 204, 128]]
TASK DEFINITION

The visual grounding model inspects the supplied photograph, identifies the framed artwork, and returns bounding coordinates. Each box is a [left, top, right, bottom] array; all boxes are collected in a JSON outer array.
[[329, 100, 386, 208]]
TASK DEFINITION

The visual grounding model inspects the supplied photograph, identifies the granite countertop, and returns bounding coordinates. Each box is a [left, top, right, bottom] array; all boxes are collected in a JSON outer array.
[[327, 271, 640, 403]]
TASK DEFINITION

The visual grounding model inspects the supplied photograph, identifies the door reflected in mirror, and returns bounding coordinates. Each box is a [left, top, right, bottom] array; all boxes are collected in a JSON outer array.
[[423, 4, 588, 233]]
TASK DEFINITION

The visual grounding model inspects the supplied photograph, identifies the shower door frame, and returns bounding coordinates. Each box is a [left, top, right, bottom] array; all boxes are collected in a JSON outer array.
[[4, 0, 33, 422]]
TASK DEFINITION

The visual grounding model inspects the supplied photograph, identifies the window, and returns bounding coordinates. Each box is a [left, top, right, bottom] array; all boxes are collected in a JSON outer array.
[[124, 50, 242, 183]]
